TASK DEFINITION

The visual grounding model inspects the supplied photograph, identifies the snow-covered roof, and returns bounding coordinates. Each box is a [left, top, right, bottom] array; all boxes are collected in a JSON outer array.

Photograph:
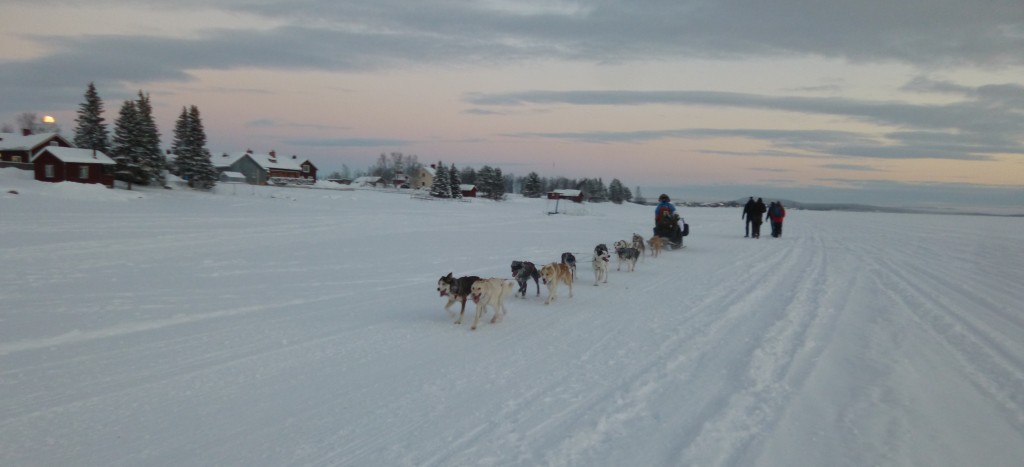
[[0, 132, 70, 153], [352, 176, 385, 186], [552, 189, 582, 196], [220, 171, 246, 180], [36, 147, 115, 165], [217, 151, 304, 172], [459, 184, 476, 191]]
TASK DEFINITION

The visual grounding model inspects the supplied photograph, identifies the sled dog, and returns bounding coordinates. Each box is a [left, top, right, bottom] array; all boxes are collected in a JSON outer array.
[[648, 235, 664, 258], [438, 273, 481, 325], [613, 240, 640, 272], [592, 245, 611, 285], [539, 262, 574, 304], [510, 260, 541, 298], [631, 233, 646, 260], [469, 278, 515, 330], [560, 252, 577, 280]]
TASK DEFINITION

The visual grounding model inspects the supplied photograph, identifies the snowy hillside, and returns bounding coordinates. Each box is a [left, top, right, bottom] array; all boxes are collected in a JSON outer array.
[[2, 168, 1023, 466]]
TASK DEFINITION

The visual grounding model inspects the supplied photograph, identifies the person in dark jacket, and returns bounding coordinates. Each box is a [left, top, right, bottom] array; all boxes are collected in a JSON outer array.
[[750, 198, 767, 238], [766, 201, 786, 237], [741, 197, 755, 237]]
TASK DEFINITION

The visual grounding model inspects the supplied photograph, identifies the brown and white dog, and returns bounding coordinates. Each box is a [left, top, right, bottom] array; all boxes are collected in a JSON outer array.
[[469, 278, 515, 330], [438, 273, 481, 325], [539, 262, 574, 304], [592, 244, 611, 286], [648, 235, 664, 258]]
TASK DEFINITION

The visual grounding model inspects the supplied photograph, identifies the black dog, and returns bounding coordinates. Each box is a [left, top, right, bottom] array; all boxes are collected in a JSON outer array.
[[510, 260, 541, 298], [560, 252, 577, 280], [438, 273, 482, 324]]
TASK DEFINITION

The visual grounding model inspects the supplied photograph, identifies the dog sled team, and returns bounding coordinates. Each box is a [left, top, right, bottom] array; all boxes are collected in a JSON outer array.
[[437, 194, 689, 330]]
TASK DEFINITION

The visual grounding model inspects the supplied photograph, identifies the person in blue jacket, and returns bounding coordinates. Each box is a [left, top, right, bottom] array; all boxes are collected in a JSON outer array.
[[653, 194, 684, 247]]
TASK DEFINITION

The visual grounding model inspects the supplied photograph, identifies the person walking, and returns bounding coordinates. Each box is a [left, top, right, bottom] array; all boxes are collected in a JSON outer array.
[[741, 196, 755, 237], [751, 198, 767, 238], [766, 201, 786, 237]]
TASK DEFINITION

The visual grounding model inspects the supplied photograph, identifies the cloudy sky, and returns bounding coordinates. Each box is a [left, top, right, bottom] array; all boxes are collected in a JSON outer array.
[[3, 0, 1023, 208]]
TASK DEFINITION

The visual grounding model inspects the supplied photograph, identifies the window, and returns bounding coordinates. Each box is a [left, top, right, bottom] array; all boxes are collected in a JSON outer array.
[[11, 156, 22, 163], [79, 166, 89, 179], [303, 164, 310, 173], [45, 165, 55, 178]]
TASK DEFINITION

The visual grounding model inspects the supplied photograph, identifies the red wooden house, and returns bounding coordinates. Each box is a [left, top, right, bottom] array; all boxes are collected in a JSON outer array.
[[0, 131, 72, 164], [33, 147, 116, 187], [546, 189, 584, 203]]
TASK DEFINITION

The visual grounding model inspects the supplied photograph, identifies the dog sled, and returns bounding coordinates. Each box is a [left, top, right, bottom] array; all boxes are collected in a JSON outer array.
[[653, 212, 688, 250]]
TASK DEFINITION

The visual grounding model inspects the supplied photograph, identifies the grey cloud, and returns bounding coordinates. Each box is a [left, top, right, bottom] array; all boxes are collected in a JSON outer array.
[[820, 164, 884, 172], [282, 137, 411, 148], [477, 86, 1024, 161]]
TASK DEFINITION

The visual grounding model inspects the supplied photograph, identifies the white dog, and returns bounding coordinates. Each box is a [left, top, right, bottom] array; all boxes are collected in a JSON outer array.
[[539, 262, 574, 304], [469, 278, 515, 330], [592, 244, 610, 286]]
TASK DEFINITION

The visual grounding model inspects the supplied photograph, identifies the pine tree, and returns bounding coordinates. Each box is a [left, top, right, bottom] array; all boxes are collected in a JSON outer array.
[[459, 166, 476, 185], [490, 167, 505, 200], [521, 172, 543, 198], [448, 164, 463, 199], [135, 91, 164, 186], [73, 82, 109, 153], [110, 100, 145, 184], [608, 178, 625, 204], [429, 161, 451, 198], [187, 106, 218, 189], [477, 166, 495, 199], [633, 186, 646, 205], [172, 106, 218, 189]]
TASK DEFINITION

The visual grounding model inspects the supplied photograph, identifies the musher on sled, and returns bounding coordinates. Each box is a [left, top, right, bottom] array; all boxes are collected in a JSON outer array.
[[653, 194, 688, 249]]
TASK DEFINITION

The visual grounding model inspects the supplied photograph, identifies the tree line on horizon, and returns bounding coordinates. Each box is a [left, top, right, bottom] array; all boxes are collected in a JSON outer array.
[[336, 152, 641, 204]]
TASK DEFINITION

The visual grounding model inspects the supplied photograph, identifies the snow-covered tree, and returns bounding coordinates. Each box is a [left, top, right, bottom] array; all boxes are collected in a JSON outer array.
[[521, 172, 543, 198], [633, 186, 646, 205], [608, 178, 626, 204], [135, 92, 164, 186], [448, 164, 463, 199], [429, 161, 451, 198], [490, 167, 505, 200], [110, 100, 147, 185], [171, 106, 218, 189], [459, 166, 476, 185], [73, 82, 109, 153]]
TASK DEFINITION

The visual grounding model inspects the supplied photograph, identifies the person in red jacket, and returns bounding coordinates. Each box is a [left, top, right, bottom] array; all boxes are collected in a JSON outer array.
[[766, 201, 786, 238]]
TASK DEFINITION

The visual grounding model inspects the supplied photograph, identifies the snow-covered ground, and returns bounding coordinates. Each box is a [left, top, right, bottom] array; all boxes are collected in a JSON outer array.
[[2, 168, 1023, 467]]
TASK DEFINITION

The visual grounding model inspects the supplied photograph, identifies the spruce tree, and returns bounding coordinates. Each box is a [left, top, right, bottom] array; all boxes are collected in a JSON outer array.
[[110, 100, 146, 184], [171, 106, 217, 189], [477, 166, 495, 199], [135, 91, 164, 185], [73, 82, 109, 153], [170, 106, 192, 177], [429, 161, 451, 198], [521, 172, 543, 198], [448, 164, 463, 199], [490, 167, 505, 200], [608, 178, 625, 204], [187, 106, 218, 189]]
